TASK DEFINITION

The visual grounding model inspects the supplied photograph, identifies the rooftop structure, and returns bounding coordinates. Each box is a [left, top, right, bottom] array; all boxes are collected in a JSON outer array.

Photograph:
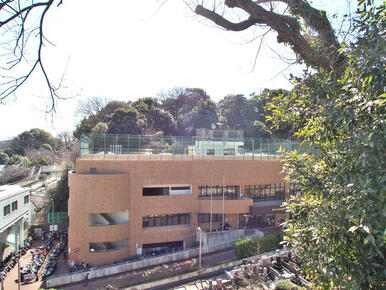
[[80, 132, 315, 158]]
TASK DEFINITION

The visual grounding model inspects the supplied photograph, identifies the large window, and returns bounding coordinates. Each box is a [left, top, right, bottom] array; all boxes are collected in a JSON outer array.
[[11, 201, 18, 211], [89, 211, 128, 226], [198, 185, 240, 199], [244, 183, 286, 201], [89, 238, 128, 252], [142, 213, 191, 228], [24, 195, 29, 204], [198, 213, 222, 223], [3, 205, 10, 216]]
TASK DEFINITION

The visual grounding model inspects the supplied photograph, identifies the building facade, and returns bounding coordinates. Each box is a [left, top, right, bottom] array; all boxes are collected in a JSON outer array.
[[0, 185, 35, 249], [67, 132, 309, 265]]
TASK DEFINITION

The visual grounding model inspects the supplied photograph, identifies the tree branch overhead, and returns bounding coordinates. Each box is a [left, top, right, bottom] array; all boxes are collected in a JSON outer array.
[[194, 0, 346, 74]]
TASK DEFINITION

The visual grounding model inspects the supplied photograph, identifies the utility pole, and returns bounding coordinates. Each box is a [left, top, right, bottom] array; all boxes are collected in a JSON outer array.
[[222, 176, 225, 232], [198, 227, 202, 269], [210, 174, 213, 232]]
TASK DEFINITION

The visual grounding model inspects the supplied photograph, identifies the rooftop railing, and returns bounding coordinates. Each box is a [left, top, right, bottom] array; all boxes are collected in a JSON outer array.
[[80, 133, 316, 160]]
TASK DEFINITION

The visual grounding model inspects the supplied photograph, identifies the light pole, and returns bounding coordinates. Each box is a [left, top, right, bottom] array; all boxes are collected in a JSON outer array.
[[197, 227, 202, 269]]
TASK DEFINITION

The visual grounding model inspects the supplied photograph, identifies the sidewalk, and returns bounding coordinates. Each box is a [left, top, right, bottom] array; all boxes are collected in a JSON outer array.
[[60, 248, 236, 290]]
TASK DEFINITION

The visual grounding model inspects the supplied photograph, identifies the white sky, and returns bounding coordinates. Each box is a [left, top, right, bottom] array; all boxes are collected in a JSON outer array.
[[0, 0, 353, 140]]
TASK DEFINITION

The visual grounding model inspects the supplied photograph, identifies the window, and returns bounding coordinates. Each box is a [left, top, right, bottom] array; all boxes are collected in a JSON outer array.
[[3, 205, 10, 216], [143, 187, 169, 196], [89, 238, 128, 252], [24, 195, 29, 204], [207, 149, 215, 155], [198, 185, 240, 199], [143, 185, 192, 196], [143, 213, 191, 228], [89, 211, 128, 226], [224, 148, 235, 155], [244, 183, 286, 201], [11, 201, 18, 211]]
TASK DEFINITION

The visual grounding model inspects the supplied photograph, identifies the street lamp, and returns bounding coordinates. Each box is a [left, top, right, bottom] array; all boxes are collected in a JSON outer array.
[[197, 227, 202, 269]]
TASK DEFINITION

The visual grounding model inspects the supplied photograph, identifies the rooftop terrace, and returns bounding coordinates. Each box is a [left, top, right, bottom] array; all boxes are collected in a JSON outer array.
[[80, 133, 315, 160]]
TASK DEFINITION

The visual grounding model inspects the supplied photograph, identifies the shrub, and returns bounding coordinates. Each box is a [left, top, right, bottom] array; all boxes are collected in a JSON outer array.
[[0, 152, 9, 165], [234, 231, 282, 259], [6, 154, 31, 166], [33, 156, 53, 166], [275, 279, 302, 290]]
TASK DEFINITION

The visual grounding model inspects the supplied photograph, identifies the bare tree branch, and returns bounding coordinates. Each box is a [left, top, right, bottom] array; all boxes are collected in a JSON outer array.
[[195, 5, 263, 31], [194, 0, 347, 74], [0, 0, 61, 112]]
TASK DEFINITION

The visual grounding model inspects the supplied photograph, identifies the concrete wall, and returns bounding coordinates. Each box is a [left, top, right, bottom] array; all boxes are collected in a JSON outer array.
[[201, 229, 245, 247]]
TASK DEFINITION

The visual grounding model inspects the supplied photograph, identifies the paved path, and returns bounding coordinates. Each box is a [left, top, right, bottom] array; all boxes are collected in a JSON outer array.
[[2, 249, 42, 290]]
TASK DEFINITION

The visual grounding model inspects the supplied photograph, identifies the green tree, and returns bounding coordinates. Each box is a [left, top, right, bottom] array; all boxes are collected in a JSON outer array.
[[159, 87, 216, 134], [52, 170, 69, 212], [11, 128, 57, 155], [92, 122, 108, 134], [107, 108, 144, 134], [178, 99, 218, 134], [132, 97, 176, 134], [219, 94, 264, 137], [74, 100, 130, 138], [267, 2, 385, 288]]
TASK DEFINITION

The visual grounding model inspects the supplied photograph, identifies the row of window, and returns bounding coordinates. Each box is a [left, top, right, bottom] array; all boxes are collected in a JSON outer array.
[[198, 213, 222, 223], [142, 213, 190, 228], [3, 195, 29, 217]]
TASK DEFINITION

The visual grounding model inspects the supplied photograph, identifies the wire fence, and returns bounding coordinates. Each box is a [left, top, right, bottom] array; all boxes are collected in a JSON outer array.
[[80, 133, 316, 159], [48, 212, 69, 224]]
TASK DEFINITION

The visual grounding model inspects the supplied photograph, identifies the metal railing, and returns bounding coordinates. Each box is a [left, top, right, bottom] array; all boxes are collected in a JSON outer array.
[[80, 133, 316, 159]]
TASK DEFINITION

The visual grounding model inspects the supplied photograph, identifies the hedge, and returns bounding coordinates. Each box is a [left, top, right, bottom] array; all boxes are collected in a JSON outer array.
[[234, 231, 283, 259]]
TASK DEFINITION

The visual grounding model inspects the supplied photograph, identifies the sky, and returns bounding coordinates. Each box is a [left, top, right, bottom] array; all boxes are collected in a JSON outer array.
[[0, 0, 354, 140]]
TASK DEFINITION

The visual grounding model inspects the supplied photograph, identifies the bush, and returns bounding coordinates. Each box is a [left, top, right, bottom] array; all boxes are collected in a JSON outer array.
[[234, 231, 282, 259], [6, 154, 31, 166], [275, 279, 302, 290], [0, 152, 9, 165], [33, 156, 53, 166]]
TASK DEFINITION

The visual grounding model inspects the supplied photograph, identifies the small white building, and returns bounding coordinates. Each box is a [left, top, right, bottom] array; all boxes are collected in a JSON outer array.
[[0, 185, 35, 248]]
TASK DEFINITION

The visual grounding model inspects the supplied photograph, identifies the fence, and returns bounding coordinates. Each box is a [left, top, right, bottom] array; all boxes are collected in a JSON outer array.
[[80, 133, 316, 159], [48, 212, 68, 224]]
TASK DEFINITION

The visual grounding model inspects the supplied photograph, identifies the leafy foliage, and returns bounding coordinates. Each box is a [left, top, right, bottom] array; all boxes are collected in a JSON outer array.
[[51, 171, 69, 212], [268, 2, 385, 288]]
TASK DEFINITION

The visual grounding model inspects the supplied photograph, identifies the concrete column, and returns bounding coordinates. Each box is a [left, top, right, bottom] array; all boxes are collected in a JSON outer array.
[[20, 220, 24, 247], [14, 222, 18, 251]]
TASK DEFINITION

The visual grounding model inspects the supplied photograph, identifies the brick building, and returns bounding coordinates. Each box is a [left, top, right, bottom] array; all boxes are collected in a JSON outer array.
[[68, 131, 306, 265]]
